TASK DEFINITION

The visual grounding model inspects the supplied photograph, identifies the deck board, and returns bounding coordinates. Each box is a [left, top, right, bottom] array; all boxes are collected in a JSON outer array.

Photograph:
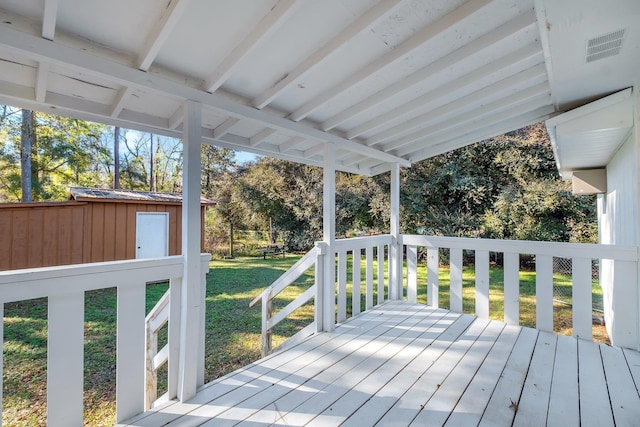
[[120, 301, 640, 427]]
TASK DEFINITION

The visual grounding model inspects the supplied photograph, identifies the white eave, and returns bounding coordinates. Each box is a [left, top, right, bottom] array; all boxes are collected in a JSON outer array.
[[546, 88, 634, 179]]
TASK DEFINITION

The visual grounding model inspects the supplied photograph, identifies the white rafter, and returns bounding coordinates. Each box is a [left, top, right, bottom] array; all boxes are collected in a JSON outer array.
[[409, 106, 556, 162], [168, 105, 184, 130], [250, 128, 277, 147], [346, 42, 542, 140], [252, 0, 402, 109], [42, 0, 59, 40], [110, 87, 133, 118], [137, 0, 190, 71], [288, 0, 494, 122], [204, 0, 299, 93], [213, 118, 241, 139], [395, 99, 554, 158], [323, 10, 538, 133], [35, 62, 49, 102], [368, 64, 548, 147], [304, 144, 326, 159], [0, 21, 411, 168], [382, 83, 550, 153], [279, 136, 306, 153]]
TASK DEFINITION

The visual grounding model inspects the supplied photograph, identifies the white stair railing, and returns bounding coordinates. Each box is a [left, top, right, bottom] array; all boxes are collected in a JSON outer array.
[[251, 235, 393, 356]]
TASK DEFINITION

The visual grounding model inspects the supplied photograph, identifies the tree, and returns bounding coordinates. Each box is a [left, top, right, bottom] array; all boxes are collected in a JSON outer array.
[[20, 109, 35, 202], [0, 108, 112, 201]]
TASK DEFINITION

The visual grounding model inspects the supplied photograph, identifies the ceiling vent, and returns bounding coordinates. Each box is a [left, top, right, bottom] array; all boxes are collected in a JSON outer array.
[[586, 29, 625, 63]]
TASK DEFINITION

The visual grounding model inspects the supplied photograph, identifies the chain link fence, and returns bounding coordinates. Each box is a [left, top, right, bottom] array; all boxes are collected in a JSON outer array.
[[553, 257, 603, 314]]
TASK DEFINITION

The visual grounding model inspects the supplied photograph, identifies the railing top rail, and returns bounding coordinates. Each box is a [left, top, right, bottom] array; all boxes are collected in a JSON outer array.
[[249, 247, 318, 308], [400, 234, 638, 261], [0, 253, 211, 303], [332, 234, 392, 251]]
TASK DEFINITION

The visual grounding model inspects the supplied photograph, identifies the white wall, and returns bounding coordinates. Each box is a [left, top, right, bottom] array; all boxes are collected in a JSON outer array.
[[598, 88, 640, 349]]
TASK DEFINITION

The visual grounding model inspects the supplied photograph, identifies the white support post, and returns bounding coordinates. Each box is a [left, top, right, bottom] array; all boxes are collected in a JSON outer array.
[[389, 163, 401, 300], [178, 100, 203, 402], [322, 143, 336, 331]]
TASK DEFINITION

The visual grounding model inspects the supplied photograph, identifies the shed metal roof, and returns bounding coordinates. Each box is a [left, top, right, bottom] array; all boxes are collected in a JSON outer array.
[[69, 187, 214, 205], [0, 0, 637, 176]]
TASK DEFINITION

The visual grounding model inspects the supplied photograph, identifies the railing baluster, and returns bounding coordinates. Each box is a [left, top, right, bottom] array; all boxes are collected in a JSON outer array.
[[407, 245, 418, 304], [449, 248, 463, 313], [503, 252, 520, 325], [475, 250, 490, 319], [315, 246, 325, 333], [338, 250, 347, 322], [352, 249, 361, 316], [116, 283, 146, 422], [536, 255, 554, 332], [261, 294, 272, 357], [427, 247, 439, 308], [168, 277, 182, 400], [366, 245, 374, 310], [377, 245, 385, 304], [572, 257, 593, 340], [48, 292, 85, 426]]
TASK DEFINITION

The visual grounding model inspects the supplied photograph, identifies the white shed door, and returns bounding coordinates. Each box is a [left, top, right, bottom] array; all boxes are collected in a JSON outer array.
[[136, 212, 169, 259]]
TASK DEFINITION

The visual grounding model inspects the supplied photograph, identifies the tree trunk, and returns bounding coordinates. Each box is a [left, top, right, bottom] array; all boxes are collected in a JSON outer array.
[[149, 133, 154, 192], [229, 222, 234, 259], [114, 126, 120, 189], [20, 109, 34, 202]]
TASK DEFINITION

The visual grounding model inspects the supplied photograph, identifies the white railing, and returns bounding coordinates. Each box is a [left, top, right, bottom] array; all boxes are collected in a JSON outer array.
[[251, 235, 392, 356], [400, 234, 638, 343], [0, 254, 210, 426]]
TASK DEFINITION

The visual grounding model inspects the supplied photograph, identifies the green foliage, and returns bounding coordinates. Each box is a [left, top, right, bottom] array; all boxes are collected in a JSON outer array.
[[402, 124, 597, 242]]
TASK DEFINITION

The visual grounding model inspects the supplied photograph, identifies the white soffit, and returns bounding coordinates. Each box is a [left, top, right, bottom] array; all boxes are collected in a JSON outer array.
[[546, 88, 633, 179]]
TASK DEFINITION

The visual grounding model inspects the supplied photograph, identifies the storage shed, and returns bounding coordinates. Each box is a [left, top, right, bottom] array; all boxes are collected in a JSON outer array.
[[0, 187, 212, 271]]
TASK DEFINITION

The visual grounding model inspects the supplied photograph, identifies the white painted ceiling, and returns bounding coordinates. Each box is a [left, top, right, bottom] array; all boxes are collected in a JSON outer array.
[[0, 0, 636, 175]]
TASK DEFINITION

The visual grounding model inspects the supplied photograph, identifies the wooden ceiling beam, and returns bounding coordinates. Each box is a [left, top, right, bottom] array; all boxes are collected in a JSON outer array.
[[137, 0, 190, 71], [0, 22, 410, 167], [370, 63, 548, 147], [409, 106, 556, 162], [204, 0, 299, 93], [288, 0, 494, 122], [346, 42, 542, 140], [252, 0, 402, 109], [396, 101, 554, 158], [324, 10, 537, 133]]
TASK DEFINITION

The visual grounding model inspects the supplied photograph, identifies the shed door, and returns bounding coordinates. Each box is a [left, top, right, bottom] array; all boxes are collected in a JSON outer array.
[[136, 212, 169, 259]]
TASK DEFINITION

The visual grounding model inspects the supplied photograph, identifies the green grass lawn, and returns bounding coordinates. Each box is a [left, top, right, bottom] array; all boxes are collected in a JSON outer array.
[[1, 254, 607, 426]]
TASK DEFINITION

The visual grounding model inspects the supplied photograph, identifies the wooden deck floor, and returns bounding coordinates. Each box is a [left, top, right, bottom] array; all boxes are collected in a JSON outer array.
[[120, 301, 640, 426]]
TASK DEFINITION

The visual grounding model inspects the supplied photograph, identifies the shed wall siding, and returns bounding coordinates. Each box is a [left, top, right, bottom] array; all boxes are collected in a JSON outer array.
[[0, 201, 201, 270]]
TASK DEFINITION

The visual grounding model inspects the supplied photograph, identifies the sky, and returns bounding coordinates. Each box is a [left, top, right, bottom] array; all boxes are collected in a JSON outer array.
[[235, 151, 259, 164]]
